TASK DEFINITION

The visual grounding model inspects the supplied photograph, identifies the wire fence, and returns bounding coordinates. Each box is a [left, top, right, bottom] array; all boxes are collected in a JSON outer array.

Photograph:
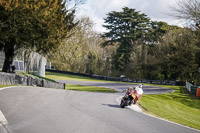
[[0, 51, 4, 70], [186, 81, 200, 96], [0, 51, 47, 77]]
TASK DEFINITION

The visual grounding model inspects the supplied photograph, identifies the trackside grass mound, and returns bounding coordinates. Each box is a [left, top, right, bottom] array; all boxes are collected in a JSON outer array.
[[0, 85, 12, 88], [139, 85, 200, 130], [45, 71, 105, 82], [45, 72, 117, 93], [65, 84, 117, 93], [45, 71, 129, 83]]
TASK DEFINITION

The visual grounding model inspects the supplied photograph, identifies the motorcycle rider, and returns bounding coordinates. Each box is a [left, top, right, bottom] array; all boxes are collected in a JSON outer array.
[[133, 84, 143, 104], [124, 86, 134, 97]]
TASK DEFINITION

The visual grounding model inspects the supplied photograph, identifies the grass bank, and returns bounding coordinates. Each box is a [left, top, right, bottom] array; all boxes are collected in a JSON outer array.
[[46, 72, 102, 82], [65, 84, 117, 93], [0, 85, 12, 88], [45, 72, 117, 93], [139, 85, 200, 130], [45, 71, 125, 83]]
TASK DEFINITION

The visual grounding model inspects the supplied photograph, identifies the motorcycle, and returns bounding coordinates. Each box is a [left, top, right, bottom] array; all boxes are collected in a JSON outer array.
[[120, 85, 143, 108], [120, 93, 135, 108]]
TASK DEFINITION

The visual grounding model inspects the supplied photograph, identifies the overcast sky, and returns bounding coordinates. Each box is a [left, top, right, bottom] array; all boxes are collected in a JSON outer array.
[[76, 0, 184, 33]]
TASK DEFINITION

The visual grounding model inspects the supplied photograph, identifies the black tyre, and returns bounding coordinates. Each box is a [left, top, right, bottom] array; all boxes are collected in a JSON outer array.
[[120, 99, 128, 108]]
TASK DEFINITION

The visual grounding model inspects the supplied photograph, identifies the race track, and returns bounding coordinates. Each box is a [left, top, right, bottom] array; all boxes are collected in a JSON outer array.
[[0, 85, 199, 133]]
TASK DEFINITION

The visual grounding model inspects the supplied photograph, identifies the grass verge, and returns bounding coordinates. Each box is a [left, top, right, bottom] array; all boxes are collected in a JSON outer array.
[[45, 71, 123, 83], [139, 85, 200, 130], [65, 84, 117, 93], [0, 85, 12, 88]]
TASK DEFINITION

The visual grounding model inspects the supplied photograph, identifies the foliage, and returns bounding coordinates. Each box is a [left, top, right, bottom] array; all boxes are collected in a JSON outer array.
[[102, 7, 177, 71], [172, 0, 200, 29], [102, 7, 151, 70], [157, 28, 199, 81], [48, 17, 116, 75], [0, 0, 76, 72], [48, 5, 200, 83], [168, 0, 200, 84], [100, 6, 200, 83], [125, 28, 200, 82]]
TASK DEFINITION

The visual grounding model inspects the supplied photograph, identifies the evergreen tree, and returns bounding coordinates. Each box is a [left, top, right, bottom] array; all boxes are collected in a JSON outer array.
[[0, 0, 76, 72], [102, 7, 153, 71]]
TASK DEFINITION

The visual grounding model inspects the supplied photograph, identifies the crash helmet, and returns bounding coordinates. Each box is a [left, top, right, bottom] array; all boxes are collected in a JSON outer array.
[[138, 84, 142, 88], [128, 86, 134, 90]]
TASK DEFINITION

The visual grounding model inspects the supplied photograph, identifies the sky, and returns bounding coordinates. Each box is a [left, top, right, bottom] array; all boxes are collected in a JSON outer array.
[[76, 0, 184, 33]]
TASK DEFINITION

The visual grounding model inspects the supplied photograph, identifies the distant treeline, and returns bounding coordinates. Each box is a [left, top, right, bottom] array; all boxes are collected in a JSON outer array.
[[49, 4, 200, 85]]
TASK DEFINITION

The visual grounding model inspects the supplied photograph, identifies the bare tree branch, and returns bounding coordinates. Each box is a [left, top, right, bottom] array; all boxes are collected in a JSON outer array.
[[171, 0, 200, 29]]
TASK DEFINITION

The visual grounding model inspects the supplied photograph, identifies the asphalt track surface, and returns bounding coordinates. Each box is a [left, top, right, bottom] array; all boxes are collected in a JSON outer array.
[[57, 80, 174, 94], [0, 82, 199, 133]]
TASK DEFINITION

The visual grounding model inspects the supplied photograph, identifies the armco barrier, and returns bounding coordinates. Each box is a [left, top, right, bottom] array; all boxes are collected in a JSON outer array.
[[46, 69, 183, 86], [0, 72, 65, 89]]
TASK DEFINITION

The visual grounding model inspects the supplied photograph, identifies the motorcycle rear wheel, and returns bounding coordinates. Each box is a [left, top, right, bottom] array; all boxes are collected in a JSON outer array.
[[120, 99, 127, 108]]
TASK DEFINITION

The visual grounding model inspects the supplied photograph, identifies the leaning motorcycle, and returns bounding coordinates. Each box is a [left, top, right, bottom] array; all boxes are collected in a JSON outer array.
[[120, 93, 135, 108]]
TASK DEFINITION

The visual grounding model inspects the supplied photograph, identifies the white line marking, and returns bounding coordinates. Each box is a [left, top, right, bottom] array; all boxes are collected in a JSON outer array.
[[0, 86, 21, 126], [0, 110, 8, 125], [116, 96, 200, 132], [0, 86, 28, 91], [0, 86, 19, 91]]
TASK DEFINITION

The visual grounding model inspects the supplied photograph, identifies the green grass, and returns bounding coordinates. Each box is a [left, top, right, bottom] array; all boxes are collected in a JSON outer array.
[[45, 71, 124, 83], [31, 73, 57, 82], [46, 72, 118, 93], [0, 85, 12, 88], [139, 86, 200, 130], [65, 84, 117, 93], [45, 71, 100, 81]]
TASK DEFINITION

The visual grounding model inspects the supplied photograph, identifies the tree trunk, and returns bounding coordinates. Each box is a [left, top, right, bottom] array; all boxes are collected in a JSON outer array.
[[2, 48, 14, 73]]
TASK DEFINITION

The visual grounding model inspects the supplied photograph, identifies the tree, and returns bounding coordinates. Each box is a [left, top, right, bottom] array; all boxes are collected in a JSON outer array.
[[48, 17, 116, 75], [156, 28, 199, 81], [172, 0, 200, 29], [102, 7, 178, 72], [171, 0, 200, 83], [102, 7, 152, 71], [147, 21, 180, 44], [0, 0, 76, 72]]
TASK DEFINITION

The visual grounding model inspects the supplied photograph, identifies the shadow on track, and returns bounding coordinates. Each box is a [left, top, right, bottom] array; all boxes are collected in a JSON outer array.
[[102, 104, 120, 108]]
